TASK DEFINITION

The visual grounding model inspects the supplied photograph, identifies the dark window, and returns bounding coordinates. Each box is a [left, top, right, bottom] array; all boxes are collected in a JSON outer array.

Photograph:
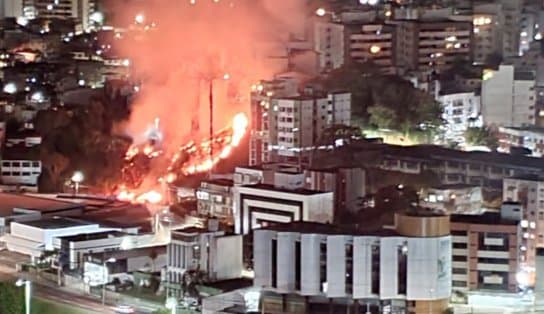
[[453, 242, 467, 249], [271, 239, 277, 288], [346, 244, 353, 295], [320, 242, 327, 292], [397, 243, 407, 295], [452, 268, 467, 274], [453, 255, 467, 262], [371, 243, 380, 294], [453, 280, 467, 287], [295, 241, 301, 290], [451, 230, 468, 236]]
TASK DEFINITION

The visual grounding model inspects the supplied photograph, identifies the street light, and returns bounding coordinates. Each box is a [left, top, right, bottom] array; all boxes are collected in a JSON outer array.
[[102, 257, 116, 305], [315, 8, 327, 17], [71, 171, 84, 195], [15, 279, 31, 314]]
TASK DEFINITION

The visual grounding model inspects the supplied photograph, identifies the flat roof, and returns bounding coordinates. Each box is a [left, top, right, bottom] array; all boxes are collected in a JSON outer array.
[[0, 193, 84, 216], [258, 221, 400, 237], [241, 183, 328, 195], [430, 184, 480, 190], [57, 231, 126, 242], [450, 212, 518, 226], [23, 217, 96, 229]]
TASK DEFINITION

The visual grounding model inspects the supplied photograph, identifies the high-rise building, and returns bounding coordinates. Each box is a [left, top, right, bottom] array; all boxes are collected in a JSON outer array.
[[481, 65, 536, 127], [472, 4, 504, 64]]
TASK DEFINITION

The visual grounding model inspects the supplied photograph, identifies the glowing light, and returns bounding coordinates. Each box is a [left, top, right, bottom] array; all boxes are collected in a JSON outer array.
[[135, 13, 145, 24], [223, 73, 230, 80], [71, 171, 84, 183], [78, 79, 85, 86], [535, 33, 542, 40], [89, 11, 104, 24], [136, 190, 162, 204], [483, 69, 494, 81], [122, 59, 131, 67], [31, 92, 44, 102], [369, 45, 381, 54], [315, 8, 327, 17], [16, 17, 28, 26], [3, 83, 17, 94]]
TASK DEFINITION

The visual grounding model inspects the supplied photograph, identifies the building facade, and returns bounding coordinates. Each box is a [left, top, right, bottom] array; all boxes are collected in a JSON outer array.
[[437, 91, 481, 144], [498, 126, 544, 157], [314, 21, 345, 72], [233, 184, 334, 235], [196, 179, 234, 224], [349, 23, 396, 74], [254, 212, 451, 314], [450, 211, 521, 293], [481, 65, 536, 127]]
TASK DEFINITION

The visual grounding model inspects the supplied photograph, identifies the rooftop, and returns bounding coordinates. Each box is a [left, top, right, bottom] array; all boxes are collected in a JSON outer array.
[[23, 217, 96, 229], [240, 183, 328, 195], [0, 193, 84, 216], [56, 231, 126, 242], [450, 212, 518, 226], [201, 178, 234, 187], [429, 183, 481, 190], [257, 221, 400, 237]]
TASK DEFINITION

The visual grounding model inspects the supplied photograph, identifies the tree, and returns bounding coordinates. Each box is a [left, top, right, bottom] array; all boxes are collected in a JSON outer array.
[[0, 282, 25, 314], [464, 126, 498, 149], [367, 105, 396, 129]]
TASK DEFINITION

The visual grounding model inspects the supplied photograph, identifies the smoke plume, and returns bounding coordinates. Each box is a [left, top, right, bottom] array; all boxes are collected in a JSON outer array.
[[108, 0, 308, 150]]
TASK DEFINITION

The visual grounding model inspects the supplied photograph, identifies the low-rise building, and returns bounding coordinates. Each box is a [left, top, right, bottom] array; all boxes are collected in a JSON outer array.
[[4, 217, 107, 262], [420, 184, 483, 215], [166, 226, 243, 298], [233, 184, 334, 235], [196, 179, 234, 224], [253, 211, 451, 313], [498, 126, 544, 157], [450, 211, 522, 293]]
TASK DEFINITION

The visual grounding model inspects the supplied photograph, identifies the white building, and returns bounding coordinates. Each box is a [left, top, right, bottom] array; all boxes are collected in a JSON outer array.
[[270, 91, 351, 161], [4, 217, 106, 262], [254, 212, 451, 313], [233, 184, 334, 235], [482, 65, 536, 127], [437, 91, 481, 143], [166, 227, 243, 297], [53, 231, 127, 270], [314, 21, 345, 72], [420, 184, 483, 215], [1, 160, 42, 191]]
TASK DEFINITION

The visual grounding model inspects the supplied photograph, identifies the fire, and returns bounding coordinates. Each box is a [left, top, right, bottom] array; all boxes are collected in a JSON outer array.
[[116, 113, 248, 204]]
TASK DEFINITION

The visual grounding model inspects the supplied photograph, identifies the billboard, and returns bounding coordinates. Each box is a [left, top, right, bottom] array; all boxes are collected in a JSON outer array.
[[83, 262, 108, 286]]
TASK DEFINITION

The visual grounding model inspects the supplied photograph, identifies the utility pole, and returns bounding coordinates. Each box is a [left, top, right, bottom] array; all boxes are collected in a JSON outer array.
[[209, 79, 214, 178]]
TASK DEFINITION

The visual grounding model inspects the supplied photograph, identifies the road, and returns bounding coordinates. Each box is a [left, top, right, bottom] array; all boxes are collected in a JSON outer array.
[[0, 250, 156, 314]]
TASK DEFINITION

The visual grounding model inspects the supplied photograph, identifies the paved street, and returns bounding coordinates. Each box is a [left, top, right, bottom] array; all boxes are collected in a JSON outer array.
[[0, 250, 157, 314]]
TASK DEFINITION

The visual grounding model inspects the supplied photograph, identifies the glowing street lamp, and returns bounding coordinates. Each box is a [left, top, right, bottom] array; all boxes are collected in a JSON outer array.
[[15, 279, 31, 314], [71, 171, 84, 195]]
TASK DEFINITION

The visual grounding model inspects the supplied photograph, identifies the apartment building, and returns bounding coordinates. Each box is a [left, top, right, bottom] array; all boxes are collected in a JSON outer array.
[[437, 90, 481, 144], [348, 23, 396, 74], [258, 91, 351, 164], [314, 21, 345, 72], [395, 19, 472, 73], [22, 0, 97, 30], [472, 4, 504, 64], [254, 211, 451, 314], [482, 65, 536, 127], [420, 184, 483, 215], [450, 211, 521, 293], [0, 159, 42, 191]]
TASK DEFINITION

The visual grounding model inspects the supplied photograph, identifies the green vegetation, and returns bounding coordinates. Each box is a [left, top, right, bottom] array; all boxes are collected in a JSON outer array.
[[0, 282, 24, 314], [464, 126, 498, 149], [31, 298, 98, 314], [319, 62, 443, 137]]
